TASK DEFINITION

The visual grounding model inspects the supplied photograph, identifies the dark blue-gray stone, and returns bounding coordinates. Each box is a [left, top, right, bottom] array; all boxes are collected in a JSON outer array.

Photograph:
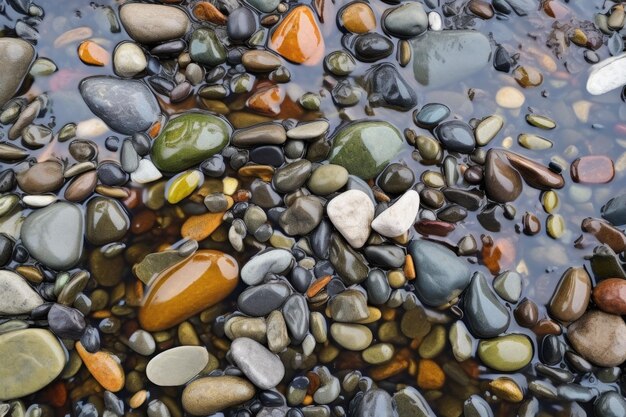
[[363, 245, 405, 268], [282, 294, 309, 344], [602, 194, 626, 226], [238, 282, 291, 317], [366, 63, 417, 110], [408, 240, 471, 307], [227, 7, 257, 41], [354, 33, 394, 62], [79, 76, 160, 134], [366, 269, 391, 305], [463, 272, 510, 339], [383, 2, 428, 38], [414, 103, 450, 127], [594, 391, 626, 417], [435, 120, 476, 153]]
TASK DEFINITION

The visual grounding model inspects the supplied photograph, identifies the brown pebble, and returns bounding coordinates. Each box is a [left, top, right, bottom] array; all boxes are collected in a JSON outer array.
[[468, 0, 494, 19], [548, 267, 591, 323], [581, 217, 626, 253], [522, 212, 541, 235], [514, 299, 538, 327], [64, 171, 97, 202], [592, 278, 626, 315]]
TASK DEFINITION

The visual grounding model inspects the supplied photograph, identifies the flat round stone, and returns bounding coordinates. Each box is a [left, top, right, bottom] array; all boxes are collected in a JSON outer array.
[[146, 346, 209, 386]]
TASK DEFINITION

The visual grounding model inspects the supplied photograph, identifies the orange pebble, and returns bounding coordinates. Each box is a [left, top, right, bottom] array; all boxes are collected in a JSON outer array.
[[246, 85, 284, 116], [306, 275, 332, 298], [417, 359, 445, 390], [269, 5, 324, 65], [78, 40, 109, 66], [180, 212, 224, 241], [75, 342, 125, 392], [404, 254, 416, 280], [193, 2, 228, 24]]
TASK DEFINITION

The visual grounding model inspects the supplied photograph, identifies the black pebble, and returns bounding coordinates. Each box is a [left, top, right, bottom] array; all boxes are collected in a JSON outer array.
[[97, 162, 129, 186], [48, 304, 86, 340]]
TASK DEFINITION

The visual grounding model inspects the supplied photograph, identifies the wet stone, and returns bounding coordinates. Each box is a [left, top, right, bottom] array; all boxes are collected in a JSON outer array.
[[17, 161, 64, 194], [0, 38, 35, 108], [282, 294, 309, 343], [241, 249, 294, 286], [0, 269, 43, 315], [146, 346, 209, 386], [567, 310, 626, 367], [80, 76, 160, 135], [366, 63, 417, 110], [21, 202, 84, 270], [601, 193, 626, 225], [371, 190, 420, 237], [340, 2, 376, 34], [269, 5, 324, 65], [594, 391, 626, 417], [354, 33, 394, 62], [493, 271, 522, 303], [120, 3, 189, 44], [0, 329, 66, 401], [227, 7, 257, 42], [85, 197, 130, 246], [330, 323, 372, 351], [229, 337, 285, 389], [48, 304, 86, 340], [329, 289, 369, 322], [326, 190, 373, 248], [435, 120, 476, 153], [592, 278, 626, 315], [463, 272, 510, 338], [571, 155, 615, 184], [279, 196, 324, 236], [548, 267, 591, 323], [183, 376, 256, 416], [408, 240, 471, 307], [477, 334, 533, 372], [238, 281, 291, 316], [383, 3, 428, 38]]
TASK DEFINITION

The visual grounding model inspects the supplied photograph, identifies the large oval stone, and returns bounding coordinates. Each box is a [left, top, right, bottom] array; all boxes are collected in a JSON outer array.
[[269, 5, 324, 65], [0, 329, 65, 400], [183, 376, 256, 416], [410, 30, 491, 88], [85, 197, 130, 246], [120, 3, 190, 44], [477, 334, 533, 372], [139, 250, 239, 331], [408, 240, 471, 307], [0, 38, 35, 108], [0, 270, 43, 315], [151, 112, 232, 172], [21, 202, 84, 270], [329, 121, 403, 179], [80, 76, 160, 135]]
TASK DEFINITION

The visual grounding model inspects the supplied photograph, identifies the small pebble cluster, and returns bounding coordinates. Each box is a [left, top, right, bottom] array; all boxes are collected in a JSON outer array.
[[0, 1, 625, 417]]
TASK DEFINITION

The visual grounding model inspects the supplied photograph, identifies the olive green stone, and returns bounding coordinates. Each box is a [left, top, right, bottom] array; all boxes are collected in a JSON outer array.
[[400, 307, 431, 339], [85, 197, 130, 246], [477, 334, 533, 372], [324, 51, 356, 76], [307, 164, 349, 195], [0, 329, 66, 400], [329, 121, 403, 179], [526, 114, 556, 130], [189, 28, 226, 67], [518, 133, 553, 150], [416, 135, 442, 163], [151, 112, 231, 172], [475, 115, 503, 146], [418, 325, 446, 359], [362, 343, 394, 364], [133, 250, 187, 284]]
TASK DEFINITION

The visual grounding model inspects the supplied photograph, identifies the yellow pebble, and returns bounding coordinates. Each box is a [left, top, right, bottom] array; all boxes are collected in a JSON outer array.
[[222, 177, 239, 195], [488, 377, 524, 402], [166, 170, 203, 204]]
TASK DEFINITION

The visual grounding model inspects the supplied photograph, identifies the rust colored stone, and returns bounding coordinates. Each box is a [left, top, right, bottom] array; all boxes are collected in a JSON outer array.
[[592, 278, 626, 315]]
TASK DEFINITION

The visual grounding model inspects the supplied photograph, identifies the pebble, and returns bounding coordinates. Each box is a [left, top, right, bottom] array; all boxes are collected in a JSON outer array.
[[464, 395, 493, 417], [493, 271, 522, 303], [340, 2, 376, 33], [463, 272, 510, 338], [362, 343, 394, 365], [0, 269, 43, 314], [282, 294, 309, 343], [354, 33, 394, 61], [414, 103, 450, 127], [495, 86, 526, 109], [242, 50, 282, 72], [594, 391, 626, 417], [287, 121, 329, 140], [593, 278, 626, 315], [17, 161, 64, 194], [241, 249, 294, 285], [602, 193, 626, 225], [567, 310, 626, 367], [76, 341, 125, 392], [587, 53, 626, 95], [329, 289, 369, 322], [435, 120, 476, 153], [325, 51, 356, 76], [393, 386, 436, 417], [548, 267, 591, 322], [131, 159, 163, 184], [269, 6, 324, 65], [229, 337, 285, 389], [21, 202, 84, 270], [327, 190, 374, 248], [477, 334, 533, 372], [80, 76, 160, 134], [330, 323, 372, 350], [504, 150, 565, 190], [0, 38, 35, 108], [238, 281, 291, 316], [411, 31, 491, 88], [273, 160, 312, 193], [127, 329, 155, 356], [189, 28, 226, 66], [371, 190, 420, 237], [449, 320, 473, 362], [571, 155, 614, 184], [279, 196, 324, 235], [113, 42, 147, 78], [48, 304, 86, 339], [356, 389, 394, 417], [227, 7, 257, 41], [182, 376, 256, 415], [120, 3, 189, 44], [383, 2, 428, 38], [408, 240, 471, 307], [151, 112, 231, 172], [139, 250, 239, 331], [308, 164, 348, 195], [367, 63, 417, 110], [85, 197, 130, 245], [0, 329, 65, 401], [267, 310, 290, 353], [78, 40, 109, 66], [146, 346, 209, 386]]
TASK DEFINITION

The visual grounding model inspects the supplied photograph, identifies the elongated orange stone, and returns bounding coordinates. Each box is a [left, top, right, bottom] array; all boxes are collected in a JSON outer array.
[[139, 250, 239, 331], [75, 342, 125, 392], [269, 5, 324, 65]]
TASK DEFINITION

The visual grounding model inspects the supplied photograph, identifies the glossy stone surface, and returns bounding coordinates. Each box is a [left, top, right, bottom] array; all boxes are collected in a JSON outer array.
[[477, 334, 533, 372], [329, 121, 403, 179], [182, 376, 256, 415], [151, 112, 231, 172], [567, 310, 626, 367], [548, 267, 591, 323], [269, 6, 324, 65], [139, 250, 239, 331], [0, 38, 35, 108]]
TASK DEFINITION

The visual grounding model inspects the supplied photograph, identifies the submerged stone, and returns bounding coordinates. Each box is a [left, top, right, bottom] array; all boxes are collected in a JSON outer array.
[[410, 30, 491, 88], [0, 38, 35, 108], [269, 6, 324, 65]]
